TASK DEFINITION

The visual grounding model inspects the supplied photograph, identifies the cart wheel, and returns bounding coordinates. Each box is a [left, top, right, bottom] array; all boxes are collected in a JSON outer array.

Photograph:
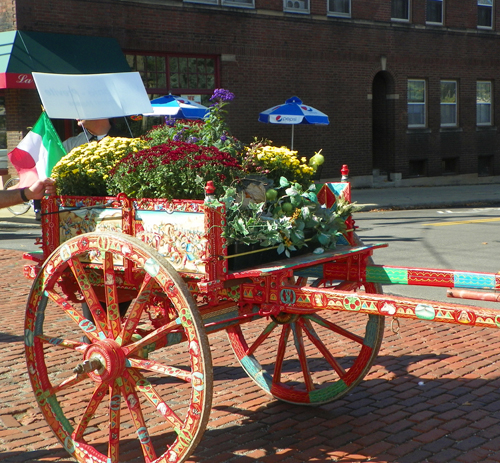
[[4, 177, 32, 215], [227, 234, 384, 405], [25, 232, 212, 463]]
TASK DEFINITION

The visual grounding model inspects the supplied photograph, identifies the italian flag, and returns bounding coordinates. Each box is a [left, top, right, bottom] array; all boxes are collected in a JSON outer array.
[[8, 112, 67, 188]]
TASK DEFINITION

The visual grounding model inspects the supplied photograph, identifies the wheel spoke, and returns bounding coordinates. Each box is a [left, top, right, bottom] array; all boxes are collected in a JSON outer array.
[[73, 382, 108, 441], [127, 357, 192, 382], [118, 274, 155, 346], [247, 320, 277, 356], [37, 334, 87, 351], [68, 257, 108, 334], [123, 319, 182, 356], [46, 288, 103, 342], [122, 372, 157, 463], [305, 313, 364, 344], [299, 318, 347, 378], [291, 322, 314, 392], [45, 373, 88, 397], [128, 369, 185, 430], [108, 382, 121, 463], [104, 251, 122, 340], [273, 324, 291, 385]]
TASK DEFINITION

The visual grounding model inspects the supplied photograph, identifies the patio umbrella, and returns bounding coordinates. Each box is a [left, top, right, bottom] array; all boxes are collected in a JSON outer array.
[[143, 95, 209, 120], [258, 96, 329, 149]]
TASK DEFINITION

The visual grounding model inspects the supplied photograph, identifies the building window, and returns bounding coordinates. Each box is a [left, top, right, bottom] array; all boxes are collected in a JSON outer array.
[[392, 0, 410, 21], [328, 0, 350, 17], [409, 159, 428, 177], [427, 0, 443, 24], [477, 81, 493, 125], [284, 0, 310, 13], [441, 80, 458, 127], [442, 157, 459, 175], [408, 79, 426, 127], [478, 155, 494, 176], [126, 53, 219, 104], [184, 0, 255, 7], [478, 0, 493, 29]]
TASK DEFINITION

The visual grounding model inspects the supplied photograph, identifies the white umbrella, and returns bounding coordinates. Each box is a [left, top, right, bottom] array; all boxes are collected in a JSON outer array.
[[258, 96, 329, 149]]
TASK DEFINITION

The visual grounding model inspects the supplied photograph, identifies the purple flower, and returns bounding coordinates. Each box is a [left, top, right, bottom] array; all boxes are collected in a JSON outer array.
[[188, 136, 199, 143], [220, 134, 227, 142], [210, 88, 235, 102], [165, 118, 175, 127]]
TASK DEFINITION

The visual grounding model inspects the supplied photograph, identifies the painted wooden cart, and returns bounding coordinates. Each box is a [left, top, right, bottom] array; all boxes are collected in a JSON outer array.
[[23, 176, 500, 463]]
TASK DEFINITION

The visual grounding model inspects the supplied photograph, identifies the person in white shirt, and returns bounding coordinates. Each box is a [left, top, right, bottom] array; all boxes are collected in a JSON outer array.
[[62, 118, 117, 152]]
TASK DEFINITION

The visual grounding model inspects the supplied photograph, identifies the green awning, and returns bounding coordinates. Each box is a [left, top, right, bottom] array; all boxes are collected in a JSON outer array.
[[0, 30, 131, 89]]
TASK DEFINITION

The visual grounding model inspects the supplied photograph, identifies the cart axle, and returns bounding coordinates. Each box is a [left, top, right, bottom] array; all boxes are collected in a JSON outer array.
[[73, 357, 103, 375]]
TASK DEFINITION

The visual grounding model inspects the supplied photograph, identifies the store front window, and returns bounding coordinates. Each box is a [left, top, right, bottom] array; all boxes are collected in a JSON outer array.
[[126, 52, 219, 106]]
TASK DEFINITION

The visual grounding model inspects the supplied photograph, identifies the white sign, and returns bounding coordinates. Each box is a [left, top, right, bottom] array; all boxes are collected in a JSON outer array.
[[32, 72, 153, 119]]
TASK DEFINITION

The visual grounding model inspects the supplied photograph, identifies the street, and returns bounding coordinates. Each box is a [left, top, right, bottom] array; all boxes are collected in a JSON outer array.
[[355, 206, 500, 308], [2, 206, 500, 462]]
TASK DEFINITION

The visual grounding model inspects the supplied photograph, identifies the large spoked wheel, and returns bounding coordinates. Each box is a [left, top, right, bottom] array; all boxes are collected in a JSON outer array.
[[25, 232, 212, 463], [4, 177, 31, 215], [227, 234, 384, 405]]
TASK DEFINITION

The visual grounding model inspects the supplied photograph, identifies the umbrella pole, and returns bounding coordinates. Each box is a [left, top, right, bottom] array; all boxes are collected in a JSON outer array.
[[291, 125, 294, 150]]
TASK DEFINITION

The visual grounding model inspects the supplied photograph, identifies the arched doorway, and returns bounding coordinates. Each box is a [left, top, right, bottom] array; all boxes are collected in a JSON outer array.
[[372, 71, 396, 179]]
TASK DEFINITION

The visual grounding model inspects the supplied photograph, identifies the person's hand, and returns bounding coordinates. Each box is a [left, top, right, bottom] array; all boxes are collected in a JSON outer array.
[[25, 178, 56, 200]]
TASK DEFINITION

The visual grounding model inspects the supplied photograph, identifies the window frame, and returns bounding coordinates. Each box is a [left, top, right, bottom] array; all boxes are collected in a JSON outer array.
[[327, 0, 351, 17], [426, 0, 444, 25], [440, 79, 458, 128], [125, 51, 220, 99], [477, 80, 493, 126], [391, 0, 411, 22], [184, 0, 255, 7], [407, 79, 427, 128], [283, 0, 310, 14], [478, 0, 494, 29]]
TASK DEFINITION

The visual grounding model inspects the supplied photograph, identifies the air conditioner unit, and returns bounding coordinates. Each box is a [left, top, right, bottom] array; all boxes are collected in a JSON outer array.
[[286, 0, 306, 8]]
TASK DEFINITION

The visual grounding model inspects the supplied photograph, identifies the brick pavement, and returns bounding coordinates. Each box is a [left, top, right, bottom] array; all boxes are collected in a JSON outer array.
[[2, 248, 500, 463]]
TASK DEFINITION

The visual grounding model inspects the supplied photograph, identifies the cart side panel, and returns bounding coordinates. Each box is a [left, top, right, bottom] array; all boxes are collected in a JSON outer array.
[[41, 195, 212, 275]]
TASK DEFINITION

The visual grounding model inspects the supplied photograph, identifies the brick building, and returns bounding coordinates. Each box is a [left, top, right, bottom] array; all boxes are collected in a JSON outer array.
[[1, 0, 500, 186]]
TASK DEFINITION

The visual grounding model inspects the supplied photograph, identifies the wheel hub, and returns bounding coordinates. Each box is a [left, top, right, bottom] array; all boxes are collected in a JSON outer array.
[[79, 339, 126, 383]]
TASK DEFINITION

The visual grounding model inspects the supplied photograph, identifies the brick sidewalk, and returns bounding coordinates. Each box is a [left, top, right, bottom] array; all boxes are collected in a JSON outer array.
[[2, 248, 500, 463]]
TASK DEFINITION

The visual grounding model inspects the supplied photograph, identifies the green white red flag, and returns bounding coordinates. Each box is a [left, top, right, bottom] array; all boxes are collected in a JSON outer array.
[[8, 112, 66, 188]]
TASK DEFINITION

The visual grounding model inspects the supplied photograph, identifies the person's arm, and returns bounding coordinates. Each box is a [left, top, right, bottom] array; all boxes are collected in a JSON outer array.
[[0, 178, 55, 210]]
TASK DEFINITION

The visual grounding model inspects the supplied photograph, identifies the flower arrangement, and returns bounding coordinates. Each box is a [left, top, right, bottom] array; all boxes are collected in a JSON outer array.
[[208, 176, 356, 257], [108, 140, 243, 200], [49, 88, 358, 264], [52, 137, 149, 196], [241, 139, 315, 190], [145, 89, 243, 157]]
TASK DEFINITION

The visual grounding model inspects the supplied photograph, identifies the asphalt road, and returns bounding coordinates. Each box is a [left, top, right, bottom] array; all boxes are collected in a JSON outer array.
[[0, 221, 41, 252], [356, 205, 500, 308]]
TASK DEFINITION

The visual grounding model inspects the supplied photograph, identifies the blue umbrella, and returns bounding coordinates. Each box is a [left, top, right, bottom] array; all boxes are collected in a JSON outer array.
[[143, 95, 209, 120], [258, 96, 329, 149]]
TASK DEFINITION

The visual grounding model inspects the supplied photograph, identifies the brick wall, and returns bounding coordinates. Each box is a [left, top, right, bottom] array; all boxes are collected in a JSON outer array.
[[3, 0, 500, 179]]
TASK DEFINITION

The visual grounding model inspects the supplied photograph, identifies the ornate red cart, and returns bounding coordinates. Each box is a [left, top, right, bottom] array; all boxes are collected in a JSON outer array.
[[22, 175, 500, 463]]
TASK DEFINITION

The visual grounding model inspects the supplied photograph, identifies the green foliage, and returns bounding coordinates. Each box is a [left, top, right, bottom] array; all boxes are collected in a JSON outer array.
[[208, 177, 352, 257]]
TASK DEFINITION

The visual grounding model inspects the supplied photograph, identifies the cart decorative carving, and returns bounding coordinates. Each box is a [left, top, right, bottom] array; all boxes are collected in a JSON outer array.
[[23, 173, 499, 463]]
